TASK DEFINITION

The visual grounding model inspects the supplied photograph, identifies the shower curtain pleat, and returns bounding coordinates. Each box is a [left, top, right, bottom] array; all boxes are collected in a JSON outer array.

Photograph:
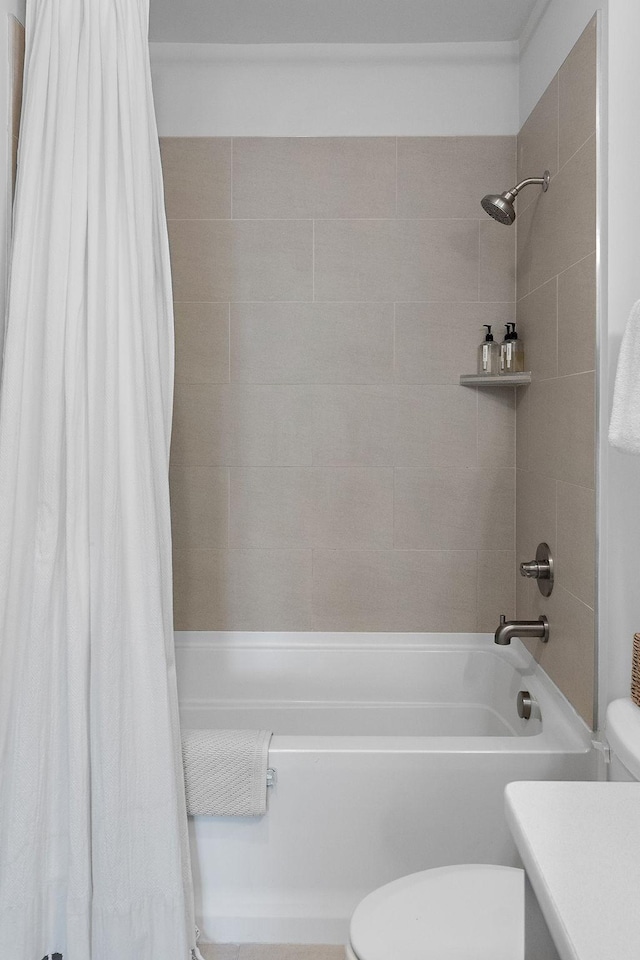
[[0, 1, 198, 957]]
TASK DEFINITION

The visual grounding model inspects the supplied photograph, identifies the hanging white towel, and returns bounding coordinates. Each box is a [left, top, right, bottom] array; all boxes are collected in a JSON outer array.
[[182, 729, 273, 816], [610, 299, 640, 453]]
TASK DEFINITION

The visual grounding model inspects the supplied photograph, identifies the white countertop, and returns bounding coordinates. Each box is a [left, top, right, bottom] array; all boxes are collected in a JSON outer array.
[[505, 781, 640, 960]]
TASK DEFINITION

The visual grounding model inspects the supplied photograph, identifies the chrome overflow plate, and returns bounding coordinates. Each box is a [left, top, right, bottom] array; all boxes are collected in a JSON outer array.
[[517, 690, 537, 721], [519, 542, 554, 597]]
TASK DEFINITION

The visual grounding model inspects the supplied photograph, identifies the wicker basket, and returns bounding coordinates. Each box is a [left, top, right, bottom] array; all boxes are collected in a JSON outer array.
[[632, 634, 640, 708]]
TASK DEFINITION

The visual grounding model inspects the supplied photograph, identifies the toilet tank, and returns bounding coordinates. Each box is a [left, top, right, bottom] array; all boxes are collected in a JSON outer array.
[[605, 698, 640, 782]]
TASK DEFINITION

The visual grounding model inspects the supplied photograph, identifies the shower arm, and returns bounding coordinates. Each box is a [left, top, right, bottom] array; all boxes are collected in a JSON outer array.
[[505, 172, 551, 200]]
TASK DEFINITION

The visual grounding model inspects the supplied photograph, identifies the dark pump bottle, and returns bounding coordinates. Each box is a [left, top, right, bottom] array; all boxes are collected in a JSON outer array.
[[477, 324, 500, 376]]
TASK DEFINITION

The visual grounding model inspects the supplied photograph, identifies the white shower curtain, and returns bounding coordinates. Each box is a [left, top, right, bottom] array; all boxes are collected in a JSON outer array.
[[0, 1, 199, 957]]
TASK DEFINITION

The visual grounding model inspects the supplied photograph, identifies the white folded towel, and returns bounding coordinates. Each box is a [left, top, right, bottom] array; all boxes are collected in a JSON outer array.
[[610, 299, 640, 454], [182, 728, 272, 817]]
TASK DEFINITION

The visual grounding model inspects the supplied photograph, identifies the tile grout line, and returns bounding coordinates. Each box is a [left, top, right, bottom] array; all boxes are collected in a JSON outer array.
[[517, 249, 597, 304], [554, 479, 559, 601], [173, 545, 512, 556], [521, 369, 596, 383], [392, 302, 396, 381], [394, 137, 398, 218], [312, 219, 315, 302], [556, 130, 596, 178], [165, 216, 500, 223], [477, 219, 481, 303], [475, 547, 481, 633], [512, 386, 517, 563], [392, 461, 397, 550], [178, 378, 516, 386], [229, 138, 233, 220], [555, 248, 597, 279], [512, 388, 517, 559], [173, 299, 518, 307], [559, 581, 596, 613], [555, 277, 559, 378], [513, 132, 518, 305], [557, 73, 560, 178], [475, 385, 480, 471], [227, 464, 231, 550]]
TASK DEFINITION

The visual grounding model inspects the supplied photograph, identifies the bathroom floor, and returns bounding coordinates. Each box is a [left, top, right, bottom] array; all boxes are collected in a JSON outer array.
[[200, 946, 346, 960]]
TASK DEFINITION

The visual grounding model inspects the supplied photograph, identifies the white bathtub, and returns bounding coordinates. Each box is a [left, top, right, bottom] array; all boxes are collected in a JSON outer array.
[[176, 632, 595, 944]]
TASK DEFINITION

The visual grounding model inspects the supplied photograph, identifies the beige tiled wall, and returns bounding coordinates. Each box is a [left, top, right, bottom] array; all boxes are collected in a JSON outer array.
[[163, 134, 517, 633], [515, 17, 597, 726]]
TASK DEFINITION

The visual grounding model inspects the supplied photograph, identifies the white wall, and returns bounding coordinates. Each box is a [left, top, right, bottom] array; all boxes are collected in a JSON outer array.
[[601, 0, 640, 723], [150, 41, 519, 137], [0, 1, 25, 336]]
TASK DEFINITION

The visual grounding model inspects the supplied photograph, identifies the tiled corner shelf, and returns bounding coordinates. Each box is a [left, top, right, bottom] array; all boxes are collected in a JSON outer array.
[[459, 372, 532, 387]]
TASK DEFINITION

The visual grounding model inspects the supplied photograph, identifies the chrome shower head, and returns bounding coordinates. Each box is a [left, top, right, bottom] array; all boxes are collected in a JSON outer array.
[[481, 171, 550, 225], [481, 193, 516, 225]]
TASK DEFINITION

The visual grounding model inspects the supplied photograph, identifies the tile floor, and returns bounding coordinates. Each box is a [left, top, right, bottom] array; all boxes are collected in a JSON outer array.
[[200, 946, 346, 960]]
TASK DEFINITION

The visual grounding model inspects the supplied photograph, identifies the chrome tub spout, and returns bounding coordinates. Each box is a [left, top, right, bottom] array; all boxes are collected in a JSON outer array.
[[494, 614, 549, 646]]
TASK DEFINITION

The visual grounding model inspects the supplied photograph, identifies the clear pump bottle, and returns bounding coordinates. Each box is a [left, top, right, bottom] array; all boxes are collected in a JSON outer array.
[[499, 324, 512, 375], [502, 322, 525, 374], [477, 324, 500, 376]]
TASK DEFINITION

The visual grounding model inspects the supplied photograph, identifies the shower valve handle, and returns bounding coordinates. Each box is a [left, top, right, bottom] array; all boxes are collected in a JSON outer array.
[[519, 542, 554, 597], [520, 560, 551, 580]]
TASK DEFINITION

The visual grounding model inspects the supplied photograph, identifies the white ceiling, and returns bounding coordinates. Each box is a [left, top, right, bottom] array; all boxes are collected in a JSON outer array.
[[149, 0, 541, 45]]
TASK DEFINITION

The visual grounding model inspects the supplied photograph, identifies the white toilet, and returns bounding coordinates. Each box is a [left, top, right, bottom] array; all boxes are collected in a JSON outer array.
[[604, 696, 640, 782], [346, 862, 524, 960], [346, 696, 640, 960]]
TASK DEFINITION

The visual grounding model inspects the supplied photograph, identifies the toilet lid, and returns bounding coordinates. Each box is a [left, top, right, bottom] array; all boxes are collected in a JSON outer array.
[[606, 698, 640, 780], [350, 864, 524, 960]]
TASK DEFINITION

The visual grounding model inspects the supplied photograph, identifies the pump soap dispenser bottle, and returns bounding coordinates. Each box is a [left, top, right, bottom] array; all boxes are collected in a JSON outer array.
[[477, 325, 500, 376], [503, 322, 525, 374], [499, 324, 512, 375]]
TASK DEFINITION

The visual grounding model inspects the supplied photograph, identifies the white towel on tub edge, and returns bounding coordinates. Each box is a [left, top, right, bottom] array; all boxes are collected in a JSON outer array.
[[182, 729, 273, 816]]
